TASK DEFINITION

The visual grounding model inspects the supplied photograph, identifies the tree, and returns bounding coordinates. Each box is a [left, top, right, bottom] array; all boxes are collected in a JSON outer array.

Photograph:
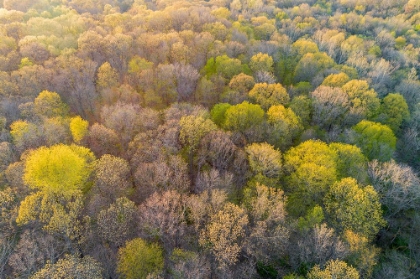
[[16, 190, 86, 241], [284, 140, 338, 216], [266, 104, 303, 150], [69, 116, 89, 144], [229, 73, 255, 94], [97, 197, 137, 247], [311, 86, 350, 130], [342, 80, 380, 123], [352, 120, 396, 162], [138, 191, 186, 250], [245, 142, 282, 179], [101, 102, 159, 147], [248, 83, 290, 110], [86, 123, 120, 157], [23, 144, 95, 194], [343, 230, 380, 278], [294, 52, 335, 83], [134, 155, 190, 201], [96, 62, 119, 91], [94, 154, 131, 204], [242, 184, 289, 265], [42, 117, 71, 147], [307, 259, 360, 279], [376, 93, 410, 133], [291, 224, 347, 269], [249, 53, 274, 73], [329, 143, 368, 183], [368, 160, 420, 216], [117, 238, 164, 279], [31, 255, 103, 279], [322, 73, 350, 87], [51, 55, 98, 119], [223, 101, 265, 133], [289, 95, 312, 127], [199, 203, 248, 269], [10, 120, 42, 153], [284, 140, 337, 175], [292, 39, 319, 57], [174, 63, 200, 102], [34, 90, 69, 118], [324, 178, 385, 239], [210, 103, 231, 127], [179, 114, 217, 177], [204, 55, 246, 80], [197, 130, 238, 174]]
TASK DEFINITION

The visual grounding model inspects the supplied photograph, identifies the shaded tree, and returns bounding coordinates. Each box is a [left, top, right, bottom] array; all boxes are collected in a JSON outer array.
[[96, 197, 137, 247]]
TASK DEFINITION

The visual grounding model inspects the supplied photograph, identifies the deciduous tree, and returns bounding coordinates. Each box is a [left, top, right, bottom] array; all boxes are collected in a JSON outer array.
[[117, 238, 164, 279]]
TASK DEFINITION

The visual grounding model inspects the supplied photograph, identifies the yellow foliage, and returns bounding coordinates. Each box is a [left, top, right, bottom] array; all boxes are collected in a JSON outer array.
[[23, 144, 95, 194], [70, 116, 89, 143]]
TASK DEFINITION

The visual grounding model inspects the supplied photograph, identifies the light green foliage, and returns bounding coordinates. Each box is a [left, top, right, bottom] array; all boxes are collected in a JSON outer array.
[[204, 55, 247, 79], [287, 163, 336, 216], [223, 101, 265, 132], [322, 72, 350, 87], [179, 115, 217, 153], [294, 52, 335, 83], [284, 140, 337, 174], [342, 80, 380, 120], [70, 116, 89, 143], [31, 255, 103, 279], [377, 93, 410, 133], [329, 143, 368, 183], [34, 90, 69, 118], [324, 178, 386, 238], [210, 103, 231, 127], [117, 238, 164, 279], [289, 95, 312, 127], [23, 144, 95, 194], [267, 104, 303, 149], [307, 259, 360, 279], [19, 57, 33, 68], [352, 120, 396, 161], [249, 52, 274, 73], [248, 83, 290, 110], [245, 142, 282, 178], [284, 140, 338, 216], [297, 205, 324, 231], [128, 56, 153, 73]]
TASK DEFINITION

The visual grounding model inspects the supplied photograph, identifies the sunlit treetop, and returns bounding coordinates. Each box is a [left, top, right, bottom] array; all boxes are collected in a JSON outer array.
[[23, 144, 95, 194]]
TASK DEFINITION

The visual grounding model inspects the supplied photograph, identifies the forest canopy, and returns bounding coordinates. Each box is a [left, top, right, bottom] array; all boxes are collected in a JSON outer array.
[[0, 0, 420, 278]]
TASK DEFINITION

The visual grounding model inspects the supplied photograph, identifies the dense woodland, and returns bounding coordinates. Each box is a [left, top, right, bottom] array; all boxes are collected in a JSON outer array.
[[0, 0, 420, 278]]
